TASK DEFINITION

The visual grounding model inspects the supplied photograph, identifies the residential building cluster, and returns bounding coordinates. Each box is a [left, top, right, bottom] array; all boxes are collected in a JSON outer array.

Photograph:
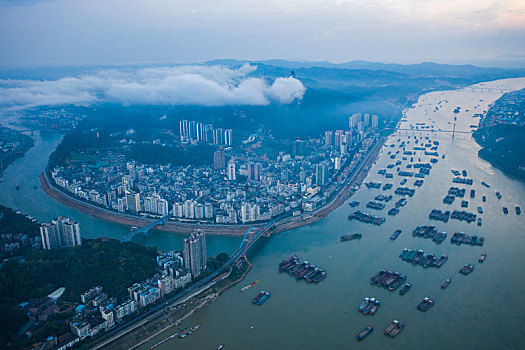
[[49, 114, 381, 225], [179, 119, 232, 146], [26, 231, 208, 350], [39, 216, 82, 250], [479, 88, 525, 128]]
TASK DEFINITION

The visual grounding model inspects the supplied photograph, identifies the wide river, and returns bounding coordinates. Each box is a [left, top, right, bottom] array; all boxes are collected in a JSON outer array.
[[1, 78, 525, 350]]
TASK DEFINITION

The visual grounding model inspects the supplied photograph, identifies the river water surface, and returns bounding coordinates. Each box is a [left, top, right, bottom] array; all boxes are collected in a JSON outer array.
[[2, 78, 525, 350]]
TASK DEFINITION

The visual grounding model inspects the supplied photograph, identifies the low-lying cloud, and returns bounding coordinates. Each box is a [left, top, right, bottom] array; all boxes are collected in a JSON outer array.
[[0, 64, 306, 111]]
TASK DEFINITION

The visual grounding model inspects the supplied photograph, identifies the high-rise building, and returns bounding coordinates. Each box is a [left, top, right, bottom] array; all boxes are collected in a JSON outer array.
[[40, 216, 81, 249], [227, 159, 236, 181], [126, 191, 141, 213], [315, 162, 329, 186], [179, 120, 189, 141], [183, 230, 207, 277], [224, 129, 232, 146], [372, 114, 379, 128], [196, 122, 205, 141], [188, 120, 197, 140], [248, 162, 262, 181], [324, 131, 333, 146], [364, 113, 370, 127], [204, 124, 214, 143], [334, 130, 343, 146], [213, 150, 226, 170], [292, 140, 309, 157], [214, 128, 224, 145], [349, 113, 361, 129]]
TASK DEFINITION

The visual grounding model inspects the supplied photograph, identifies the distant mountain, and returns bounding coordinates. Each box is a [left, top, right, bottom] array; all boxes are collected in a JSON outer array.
[[206, 59, 525, 79]]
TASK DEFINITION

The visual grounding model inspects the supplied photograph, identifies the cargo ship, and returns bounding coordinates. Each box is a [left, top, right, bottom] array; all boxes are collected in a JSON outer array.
[[340, 233, 362, 241], [356, 326, 373, 340], [252, 291, 271, 305], [417, 297, 434, 312], [359, 297, 380, 315], [384, 320, 404, 337], [459, 264, 474, 275], [441, 278, 451, 289], [390, 229, 402, 240], [240, 280, 260, 292]]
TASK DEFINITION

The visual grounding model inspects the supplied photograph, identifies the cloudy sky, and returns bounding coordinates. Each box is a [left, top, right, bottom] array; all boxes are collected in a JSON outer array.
[[0, 0, 524, 67]]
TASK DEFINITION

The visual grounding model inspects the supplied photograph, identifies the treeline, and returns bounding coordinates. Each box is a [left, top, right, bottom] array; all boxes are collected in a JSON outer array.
[[0, 205, 40, 235]]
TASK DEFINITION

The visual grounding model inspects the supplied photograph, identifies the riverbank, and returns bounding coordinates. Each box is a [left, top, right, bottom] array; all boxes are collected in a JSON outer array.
[[40, 137, 385, 236], [93, 260, 253, 350]]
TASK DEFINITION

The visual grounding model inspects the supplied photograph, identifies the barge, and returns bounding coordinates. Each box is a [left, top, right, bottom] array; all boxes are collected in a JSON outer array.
[[459, 264, 474, 275], [356, 326, 373, 341], [417, 297, 434, 312], [341, 233, 362, 241], [390, 229, 402, 240], [384, 320, 404, 337]]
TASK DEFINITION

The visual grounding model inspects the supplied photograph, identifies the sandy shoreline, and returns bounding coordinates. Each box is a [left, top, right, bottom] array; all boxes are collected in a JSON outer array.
[[40, 137, 385, 237]]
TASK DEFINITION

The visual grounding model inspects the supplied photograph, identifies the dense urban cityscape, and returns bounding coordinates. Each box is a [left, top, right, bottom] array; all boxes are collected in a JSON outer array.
[[1, 1, 525, 349]]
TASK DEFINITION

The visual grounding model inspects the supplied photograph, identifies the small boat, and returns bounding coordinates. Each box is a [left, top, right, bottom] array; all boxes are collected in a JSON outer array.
[[240, 280, 260, 292], [496, 192, 502, 199], [479, 252, 486, 263], [481, 181, 491, 188], [356, 326, 373, 341], [462, 170, 467, 177], [15, 185, 20, 190], [482, 196, 486, 202], [349, 200, 360, 207], [477, 218, 482, 226], [516, 207, 521, 215], [390, 229, 402, 240], [341, 233, 362, 241], [216, 346, 224, 350], [503, 207, 508, 214], [441, 278, 451, 289], [399, 283, 411, 295], [477, 206, 483, 214]]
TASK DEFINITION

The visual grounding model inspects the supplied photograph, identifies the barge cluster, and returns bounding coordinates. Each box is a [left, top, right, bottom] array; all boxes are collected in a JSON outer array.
[[399, 249, 448, 267], [348, 210, 385, 225], [370, 269, 407, 290], [412, 225, 447, 244], [358, 297, 381, 315], [278, 255, 326, 283], [450, 232, 484, 246]]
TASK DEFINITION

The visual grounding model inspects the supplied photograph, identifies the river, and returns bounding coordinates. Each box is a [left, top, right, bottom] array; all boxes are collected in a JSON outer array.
[[2, 78, 525, 349]]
